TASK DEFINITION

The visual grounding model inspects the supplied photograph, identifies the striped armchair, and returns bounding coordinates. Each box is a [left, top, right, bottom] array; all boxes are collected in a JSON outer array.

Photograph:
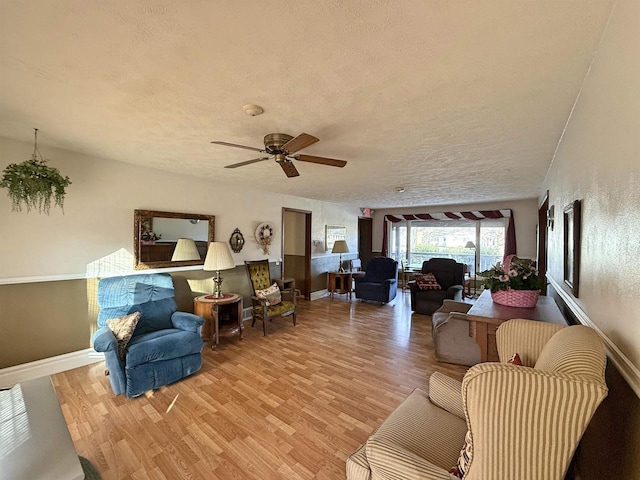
[[346, 319, 608, 480]]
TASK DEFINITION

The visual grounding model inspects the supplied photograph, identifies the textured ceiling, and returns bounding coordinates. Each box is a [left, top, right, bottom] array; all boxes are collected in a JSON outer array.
[[0, 0, 613, 208]]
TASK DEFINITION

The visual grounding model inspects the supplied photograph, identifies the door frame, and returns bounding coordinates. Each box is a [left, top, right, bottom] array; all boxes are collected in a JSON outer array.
[[537, 191, 549, 295], [281, 208, 312, 300]]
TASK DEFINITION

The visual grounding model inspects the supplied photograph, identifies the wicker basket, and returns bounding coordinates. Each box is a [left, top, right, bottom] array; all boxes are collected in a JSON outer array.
[[490, 255, 539, 307], [491, 288, 539, 308]]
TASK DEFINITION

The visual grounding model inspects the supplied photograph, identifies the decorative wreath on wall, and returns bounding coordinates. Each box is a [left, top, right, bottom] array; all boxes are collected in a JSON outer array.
[[255, 222, 274, 255]]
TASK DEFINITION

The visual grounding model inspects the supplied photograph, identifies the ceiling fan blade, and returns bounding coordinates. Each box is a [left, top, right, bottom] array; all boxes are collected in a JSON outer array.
[[212, 141, 265, 153], [225, 157, 271, 168], [281, 133, 319, 154], [277, 160, 300, 178], [296, 154, 347, 168]]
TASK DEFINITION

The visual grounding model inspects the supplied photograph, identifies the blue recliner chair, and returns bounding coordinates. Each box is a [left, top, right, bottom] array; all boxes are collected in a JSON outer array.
[[92, 273, 204, 397], [354, 257, 399, 303]]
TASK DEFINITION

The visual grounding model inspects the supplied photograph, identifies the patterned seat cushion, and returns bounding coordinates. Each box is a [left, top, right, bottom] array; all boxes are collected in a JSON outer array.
[[365, 388, 467, 479]]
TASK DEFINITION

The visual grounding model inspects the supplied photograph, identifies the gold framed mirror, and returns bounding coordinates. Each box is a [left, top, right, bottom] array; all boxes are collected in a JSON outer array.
[[134, 209, 215, 269]]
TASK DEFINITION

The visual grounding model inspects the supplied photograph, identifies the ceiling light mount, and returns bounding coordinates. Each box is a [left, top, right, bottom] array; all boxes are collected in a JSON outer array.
[[395, 187, 405, 193], [243, 104, 263, 116]]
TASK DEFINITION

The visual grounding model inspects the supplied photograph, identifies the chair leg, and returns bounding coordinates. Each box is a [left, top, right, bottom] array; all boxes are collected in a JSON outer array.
[[292, 312, 296, 326], [263, 317, 267, 336]]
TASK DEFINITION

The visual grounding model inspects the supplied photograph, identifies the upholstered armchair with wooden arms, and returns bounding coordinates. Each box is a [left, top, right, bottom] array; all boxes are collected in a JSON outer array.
[[245, 259, 297, 335], [346, 319, 608, 480]]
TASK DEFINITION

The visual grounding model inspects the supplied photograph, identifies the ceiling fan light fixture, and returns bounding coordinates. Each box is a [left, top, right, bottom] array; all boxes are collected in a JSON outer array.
[[243, 104, 263, 116]]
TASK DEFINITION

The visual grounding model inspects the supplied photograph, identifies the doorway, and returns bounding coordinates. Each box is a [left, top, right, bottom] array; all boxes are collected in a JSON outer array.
[[358, 217, 373, 268], [282, 208, 312, 300], [537, 192, 549, 295]]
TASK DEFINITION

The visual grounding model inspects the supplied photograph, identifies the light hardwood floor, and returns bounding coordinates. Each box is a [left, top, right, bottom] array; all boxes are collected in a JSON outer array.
[[53, 291, 468, 479]]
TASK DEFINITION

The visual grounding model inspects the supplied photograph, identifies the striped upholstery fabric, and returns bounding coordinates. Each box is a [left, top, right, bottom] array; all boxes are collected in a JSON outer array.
[[365, 388, 466, 480], [496, 318, 565, 366], [461, 322, 608, 480], [347, 320, 607, 480], [428, 372, 465, 420], [346, 443, 372, 480], [534, 325, 606, 382]]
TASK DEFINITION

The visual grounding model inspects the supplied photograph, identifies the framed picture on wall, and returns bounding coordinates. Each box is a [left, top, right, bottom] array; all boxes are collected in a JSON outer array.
[[325, 225, 346, 251], [563, 200, 582, 297]]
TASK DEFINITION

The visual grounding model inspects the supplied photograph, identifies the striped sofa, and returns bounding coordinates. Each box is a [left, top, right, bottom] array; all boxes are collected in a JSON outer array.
[[346, 319, 608, 480]]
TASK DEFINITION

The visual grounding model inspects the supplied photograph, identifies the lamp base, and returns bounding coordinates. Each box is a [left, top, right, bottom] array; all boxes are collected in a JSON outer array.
[[211, 270, 224, 298]]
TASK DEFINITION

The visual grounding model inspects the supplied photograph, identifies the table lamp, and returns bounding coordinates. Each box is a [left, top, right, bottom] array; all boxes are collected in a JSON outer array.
[[203, 241, 235, 298], [171, 238, 201, 261], [332, 240, 349, 272]]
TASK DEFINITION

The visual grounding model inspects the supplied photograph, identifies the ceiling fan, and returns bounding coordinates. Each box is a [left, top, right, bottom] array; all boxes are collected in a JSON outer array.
[[211, 133, 347, 178]]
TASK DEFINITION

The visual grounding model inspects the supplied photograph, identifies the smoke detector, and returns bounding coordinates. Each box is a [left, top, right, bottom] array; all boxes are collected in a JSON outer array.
[[243, 104, 264, 116]]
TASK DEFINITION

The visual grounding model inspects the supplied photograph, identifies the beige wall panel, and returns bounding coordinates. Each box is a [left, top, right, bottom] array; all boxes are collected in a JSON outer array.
[[0, 280, 89, 368], [541, 0, 640, 369]]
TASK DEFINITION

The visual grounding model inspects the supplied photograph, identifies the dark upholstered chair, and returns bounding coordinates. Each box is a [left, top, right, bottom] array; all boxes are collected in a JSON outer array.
[[408, 258, 464, 315], [245, 259, 297, 335], [354, 257, 398, 303], [92, 274, 205, 397]]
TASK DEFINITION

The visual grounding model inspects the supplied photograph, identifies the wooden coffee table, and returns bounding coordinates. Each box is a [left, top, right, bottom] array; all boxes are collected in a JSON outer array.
[[467, 289, 567, 362]]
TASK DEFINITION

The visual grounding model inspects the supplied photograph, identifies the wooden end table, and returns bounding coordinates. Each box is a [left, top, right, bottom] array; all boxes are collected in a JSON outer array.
[[467, 289, 567, 362], [328, 271, 353, 298], [194, 293, 244, 349]]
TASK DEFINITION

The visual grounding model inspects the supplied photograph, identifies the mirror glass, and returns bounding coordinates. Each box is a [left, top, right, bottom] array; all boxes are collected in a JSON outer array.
[[134, 209, 215, 269]]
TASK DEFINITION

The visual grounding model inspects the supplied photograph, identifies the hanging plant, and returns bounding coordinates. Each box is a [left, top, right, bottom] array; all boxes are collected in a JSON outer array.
[[0, 129, 71, 214]]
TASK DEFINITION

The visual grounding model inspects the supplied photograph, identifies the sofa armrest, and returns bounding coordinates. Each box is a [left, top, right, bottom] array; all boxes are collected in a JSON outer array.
[[428, 372, 465, 420], [435, 300, 472, 315], [495, 319, 565, 365], [446, 285, 463, 296], [171, 311, 205, 333], [92, 326, 117, 352], [461, 362, 608, 480]]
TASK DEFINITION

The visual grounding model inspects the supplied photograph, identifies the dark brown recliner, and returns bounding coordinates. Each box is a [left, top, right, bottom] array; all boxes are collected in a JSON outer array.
[[408, 258, 464, 315]]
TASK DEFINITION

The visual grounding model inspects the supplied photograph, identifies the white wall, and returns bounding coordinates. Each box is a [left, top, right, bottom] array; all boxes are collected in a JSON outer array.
[[372, 198, 540, 259], [541, 0, 640, 372], [0, 137, 361, 281]]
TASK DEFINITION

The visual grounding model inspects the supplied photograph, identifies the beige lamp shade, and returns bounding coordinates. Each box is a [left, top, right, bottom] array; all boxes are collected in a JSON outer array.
[[465, 241, 476, 249], [203, 241, 235, 271], [331, 240, 349, 254], [171, 238, 201, 261], [332, 240, 349, 273]]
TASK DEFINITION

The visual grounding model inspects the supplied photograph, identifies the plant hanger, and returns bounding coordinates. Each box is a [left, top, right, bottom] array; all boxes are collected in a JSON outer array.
[[0, 128, 71, 214]]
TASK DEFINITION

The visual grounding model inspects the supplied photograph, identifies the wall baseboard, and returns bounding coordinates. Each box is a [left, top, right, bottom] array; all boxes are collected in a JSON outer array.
[[0, 348, 103, 389], [548, 276, 640, 398]]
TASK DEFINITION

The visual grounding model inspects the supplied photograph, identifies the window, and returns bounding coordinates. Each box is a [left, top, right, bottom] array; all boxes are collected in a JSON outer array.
[[390, 218, 506, 274]]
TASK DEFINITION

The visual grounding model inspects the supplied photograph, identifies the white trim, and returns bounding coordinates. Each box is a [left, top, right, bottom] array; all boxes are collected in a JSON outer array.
[[310, 289, 330, 301], [0, 348, 103, 389], [548, 276, 640, 398], [0, 265, 208, 285]]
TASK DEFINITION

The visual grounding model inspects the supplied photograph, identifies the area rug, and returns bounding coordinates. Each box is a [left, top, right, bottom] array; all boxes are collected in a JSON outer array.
[[79, 456, 101, 480]]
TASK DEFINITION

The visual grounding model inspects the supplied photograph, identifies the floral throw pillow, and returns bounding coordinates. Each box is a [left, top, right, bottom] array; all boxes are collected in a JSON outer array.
[[507, 352, 523, 365], [107, 312, 141, 360], [415, 272, 442, 290], [255, 282, 282, 306], [450, 429, 473, 478]]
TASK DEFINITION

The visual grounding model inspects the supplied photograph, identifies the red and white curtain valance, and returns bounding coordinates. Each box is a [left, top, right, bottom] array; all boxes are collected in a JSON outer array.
[[381, 209, 516, 259]]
